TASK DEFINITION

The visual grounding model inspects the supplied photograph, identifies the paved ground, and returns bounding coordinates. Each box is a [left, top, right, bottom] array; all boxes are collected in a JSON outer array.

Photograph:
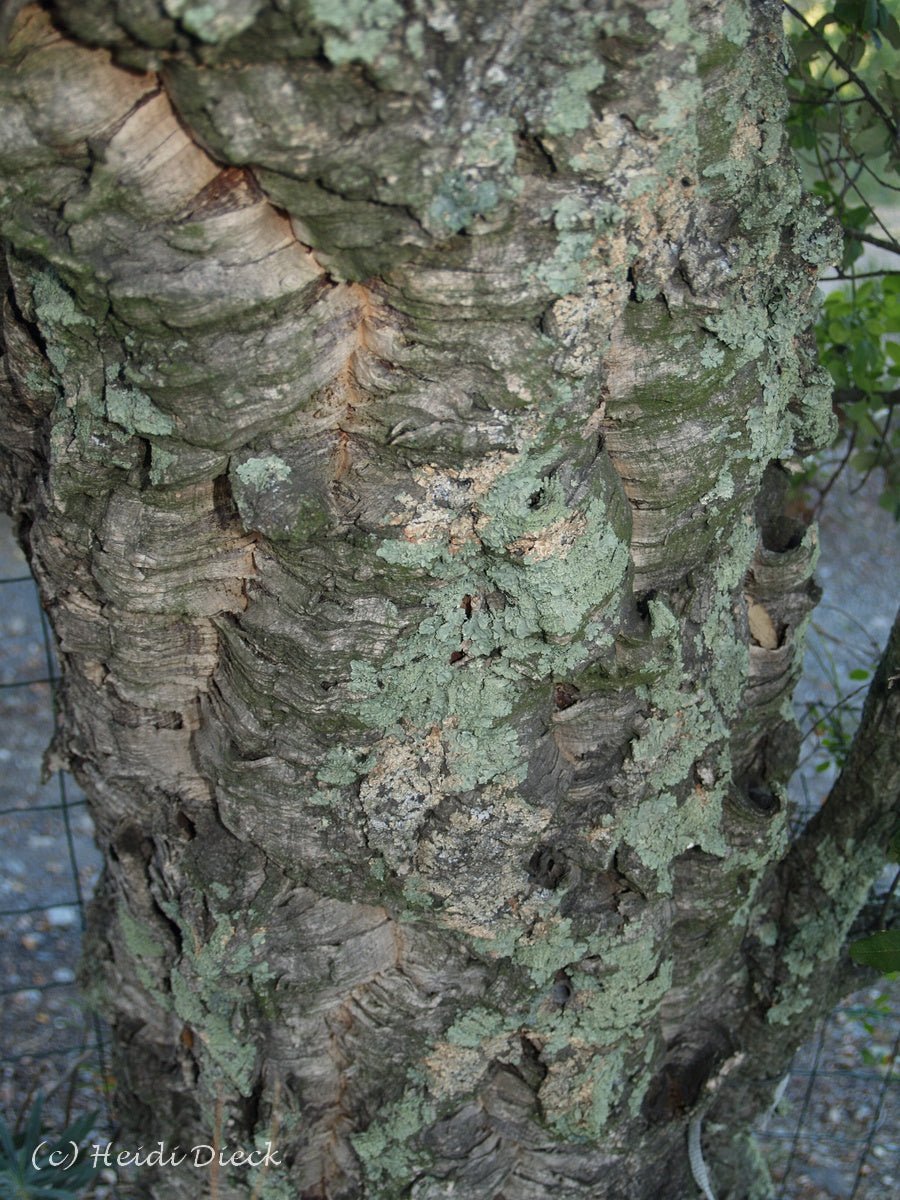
[[0, 514, 107, 1178]]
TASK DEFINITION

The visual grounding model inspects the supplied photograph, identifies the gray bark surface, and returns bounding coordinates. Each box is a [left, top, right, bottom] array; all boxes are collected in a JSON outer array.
[[1, 2, 896, 1198]]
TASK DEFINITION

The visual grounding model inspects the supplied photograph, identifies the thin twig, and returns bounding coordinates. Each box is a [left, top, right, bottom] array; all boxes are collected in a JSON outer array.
[[844, 228, 900, 257], [832, 157, 900, 249], [811, 424, 856, 520], [823, 270, 900, 280]]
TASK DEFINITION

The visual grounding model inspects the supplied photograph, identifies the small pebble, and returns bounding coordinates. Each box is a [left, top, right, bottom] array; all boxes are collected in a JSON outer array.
[[12, 989, 41, 1007], [46, 905, 79, 928]]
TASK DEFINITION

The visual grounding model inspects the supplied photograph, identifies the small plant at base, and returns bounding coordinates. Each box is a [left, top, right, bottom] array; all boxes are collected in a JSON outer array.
[[0, 1094, 98, 1200]]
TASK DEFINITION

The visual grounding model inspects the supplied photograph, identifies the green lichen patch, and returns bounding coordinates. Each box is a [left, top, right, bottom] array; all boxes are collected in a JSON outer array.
[[120, 910, 166, 960], [32, 269, 91, 330], [421, 118, 521, 236], [351, 470, 629, 792], [235, 454, 291, 488], [230, 450, 332, 541], [351, 1087, 436, 1187], [105, 377, 175, 437], [513, 915, 591, 987], [542, 62, 607, 138], [163, 0, 265, 44], [541, 1046, 629, 1138], [530, 195, 622, 298], [165, 910, 273, 1096], [149, 444, 178, 485], [308, 0, 404, 66], [646, 0, 701, 48]]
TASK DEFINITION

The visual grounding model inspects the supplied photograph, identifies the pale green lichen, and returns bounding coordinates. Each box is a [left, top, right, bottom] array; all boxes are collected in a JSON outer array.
[[401, 875, 435, 908], [542, 1047, 628, 1139], [120, 911, 165, 960], [542, 62, 606, 137], [350, 473, 628, 790], [650, 77, 702, 139], [163, 0, 263, 43], [308, 0, 404, 66], [31, 270, 90, 330], [619, 518, 757, 890], [119, 910, 167, 996], [163, 909, 272, 1095], [617, 781, 728, 891], [244, 1165, 295, 1200], [700, 340, 727, 369], [369, 856, 386, 881], [235, 455, 291, 489], [722, 2, 752, 46], [170, 967, 258, 1095], [105, 381, 175, 437], [446, 1005, 511, 1049], [351, 1088, 435, 1186], [316, 745, 372, 786], [426, 171, 502, 236], [647, 0, 705, 49], [149, 444, 178, 485], [529, 934, 671, 1136], [425, 119, 520, 235], [533, 197, 622, 297], [756, 921, 778, 947], [404, 19, 425, 58], [768, 832, 873, 1025], [701, 466, 735, 507], [514, 916, 591, 986], [792, 199, 841, 269]]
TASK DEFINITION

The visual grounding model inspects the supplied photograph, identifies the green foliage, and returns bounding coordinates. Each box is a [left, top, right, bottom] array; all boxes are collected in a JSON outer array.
[[0, 1096, 97, 1200], [818, 273, 900, 516], [784, 0, 900, 517], [785, 0, 899, 245], [849, 927, 900, 972]]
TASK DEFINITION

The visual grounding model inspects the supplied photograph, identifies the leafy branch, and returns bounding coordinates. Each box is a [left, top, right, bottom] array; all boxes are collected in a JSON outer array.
[[783, 0, 900, 518]]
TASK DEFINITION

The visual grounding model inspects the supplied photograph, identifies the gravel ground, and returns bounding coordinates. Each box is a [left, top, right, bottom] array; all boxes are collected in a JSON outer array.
[[0, 471, 896, 1198]]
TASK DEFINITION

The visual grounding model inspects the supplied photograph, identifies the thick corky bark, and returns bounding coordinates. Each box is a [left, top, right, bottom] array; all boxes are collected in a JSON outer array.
[[1, 2, 896, 1198]]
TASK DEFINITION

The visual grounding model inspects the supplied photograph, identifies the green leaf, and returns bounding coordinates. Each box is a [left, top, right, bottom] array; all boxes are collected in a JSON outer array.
[[850, 928, 900, 973], [864, 0, 881, 31], [880, 10, 900, 48], [851, 121, 894, 156], [848, 667, 870, 680], [835, 0, 866, 28]]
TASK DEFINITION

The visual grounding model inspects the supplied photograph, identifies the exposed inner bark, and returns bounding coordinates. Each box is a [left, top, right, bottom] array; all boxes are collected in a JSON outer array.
[[1, 3, 894, 1199]]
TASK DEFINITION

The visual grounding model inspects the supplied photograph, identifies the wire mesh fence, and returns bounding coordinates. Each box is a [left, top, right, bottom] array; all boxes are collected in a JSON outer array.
[[0, 535, 113, 1191], [0, 510, 896, 1199]]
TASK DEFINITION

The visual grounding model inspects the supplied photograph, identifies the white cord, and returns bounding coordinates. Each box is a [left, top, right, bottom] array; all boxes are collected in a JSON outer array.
[[688, 1116, 717, 1200]]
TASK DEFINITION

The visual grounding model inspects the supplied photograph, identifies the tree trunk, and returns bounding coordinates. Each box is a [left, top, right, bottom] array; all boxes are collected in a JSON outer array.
[[0, 2, 896, 1198]]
